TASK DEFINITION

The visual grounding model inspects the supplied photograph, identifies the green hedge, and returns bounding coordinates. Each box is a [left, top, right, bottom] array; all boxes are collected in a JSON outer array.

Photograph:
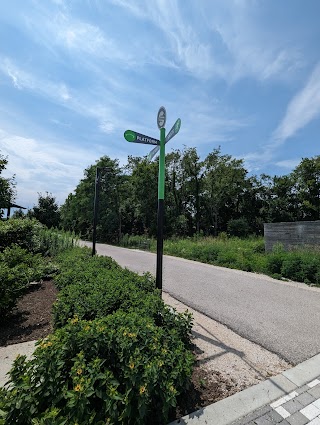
[[0, 245, 53, 318], [53, 247, 192, 345], [0, 312, 194, 425], [0, 245, 194, 423], [0, 218, 42, 253]]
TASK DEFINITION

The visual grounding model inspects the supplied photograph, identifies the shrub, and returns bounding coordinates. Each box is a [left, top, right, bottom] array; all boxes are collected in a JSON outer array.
[[53, 280, 192, 346], [54, 247, 154, 292], [0, 218, 42, 252], [227, 218, 250, 237], [281, 255, 303, 281], [0, 245, 53, 318], [52, 248, 192, 345], [0, 312, 194, 425]]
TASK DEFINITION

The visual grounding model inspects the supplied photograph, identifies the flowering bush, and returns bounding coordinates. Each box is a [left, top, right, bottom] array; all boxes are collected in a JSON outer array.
[[0, 311, 194, 424]]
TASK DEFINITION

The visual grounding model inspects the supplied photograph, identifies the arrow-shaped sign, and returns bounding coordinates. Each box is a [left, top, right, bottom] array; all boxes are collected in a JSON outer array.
[[147, 118, 181, 161], [147, 145, 160, 161], [124, 130, 159, 146], [165, 118, 181, 144]]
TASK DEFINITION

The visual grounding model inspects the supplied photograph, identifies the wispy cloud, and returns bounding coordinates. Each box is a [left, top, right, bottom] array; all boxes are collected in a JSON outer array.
[[275, 159, 300, 169], [0, 58, 72, 103], [110, 0, 301, 82], [241, 63, 320, 172], [111, 0, 224, 79], [0, 128, 101, 207], [273, 62, 320, 142], [0, 58, 124, 135]]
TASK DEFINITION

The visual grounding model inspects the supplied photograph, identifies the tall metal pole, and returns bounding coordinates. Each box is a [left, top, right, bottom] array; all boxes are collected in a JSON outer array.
[[92, 167, 100, 256], [156, 127, 166, 292]]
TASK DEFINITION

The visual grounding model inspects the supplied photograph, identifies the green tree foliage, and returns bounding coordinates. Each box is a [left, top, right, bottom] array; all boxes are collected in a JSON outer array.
[[292, 156, 320, 220], [28, 192, 60, 228], [124, 156, 158, 236], [60, 156, 122, 242], [60, 150, 320, 240], [0, 152, 16, 218], [202, 147, 249, 235]]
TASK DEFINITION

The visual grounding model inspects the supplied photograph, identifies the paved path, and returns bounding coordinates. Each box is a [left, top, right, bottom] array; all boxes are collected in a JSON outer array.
[[83, 242, 320, 365]]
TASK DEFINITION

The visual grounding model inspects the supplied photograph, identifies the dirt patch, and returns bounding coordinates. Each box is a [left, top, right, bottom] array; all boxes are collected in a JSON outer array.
[[0, 280, 58, 346]]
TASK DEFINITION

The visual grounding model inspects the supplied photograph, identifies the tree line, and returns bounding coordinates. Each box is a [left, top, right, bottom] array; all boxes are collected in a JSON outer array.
[[59, 147, 320, 242], [1, 148, 319, 241]]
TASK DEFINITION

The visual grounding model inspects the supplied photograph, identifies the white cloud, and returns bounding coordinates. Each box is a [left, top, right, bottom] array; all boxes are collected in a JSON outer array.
[[99, 121, 115, 134], [109, 0, 302, 82], [0, 58, 72, 103], [241, 63, 320, 172], [110, 0, 221, 79], [275, 159, 300, 169], [0, 128, 99, 207], [0, 58, 124, 134], [273, 62, 320, 142]]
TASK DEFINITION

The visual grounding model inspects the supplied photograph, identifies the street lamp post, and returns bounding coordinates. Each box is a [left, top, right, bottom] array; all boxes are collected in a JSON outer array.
[[92, 166, 112, 256]]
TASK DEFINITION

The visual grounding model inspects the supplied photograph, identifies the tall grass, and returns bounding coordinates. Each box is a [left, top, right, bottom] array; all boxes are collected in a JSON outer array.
[[120, 234, 153, 251], [35, 227, 78, 257], [161, 235, 320, 286]]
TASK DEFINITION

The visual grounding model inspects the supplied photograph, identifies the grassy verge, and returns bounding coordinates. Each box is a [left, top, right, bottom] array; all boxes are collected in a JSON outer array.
[[120, 234, 320, 285], [162, 235, 320, 285]]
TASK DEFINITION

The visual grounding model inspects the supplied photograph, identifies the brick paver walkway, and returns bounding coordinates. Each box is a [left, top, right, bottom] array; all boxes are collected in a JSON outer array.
[[233, 378, 320, 425]]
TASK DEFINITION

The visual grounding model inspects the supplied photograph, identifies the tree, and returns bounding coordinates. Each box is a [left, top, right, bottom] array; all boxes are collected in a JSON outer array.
[[124, 156, 158, 236], [0, 152, 16, 218], [179, 147, 204, 235], [28, 192, 60, 228], [202, 147, 249, 235], [60, 156, 122, 243], [292, 156, 320, 220]]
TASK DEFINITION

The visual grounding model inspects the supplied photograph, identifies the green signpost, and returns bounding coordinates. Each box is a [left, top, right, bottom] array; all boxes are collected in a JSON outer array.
[[124, 107, 181, 292], [124, 130, 159, 146]]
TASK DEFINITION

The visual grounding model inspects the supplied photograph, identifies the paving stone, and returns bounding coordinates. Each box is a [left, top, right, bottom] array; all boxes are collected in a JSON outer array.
[[281, 399, 304, 414], [300, 403, 320, 420], [267, 410, 284, 423], [279, 421, 290, 425], [233, 407, 272, 425], [286, 412, 309, 425], [253, 415, 273, 425], [307, 379, 320, 388], [308, 386, 320, 399], [275, 406, 290, 419], [296, 385, 309, 395], [295, 392, 316, 405]]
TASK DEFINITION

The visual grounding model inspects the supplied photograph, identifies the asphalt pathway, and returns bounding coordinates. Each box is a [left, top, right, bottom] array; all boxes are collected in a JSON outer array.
[[83, 242, 320, 365]]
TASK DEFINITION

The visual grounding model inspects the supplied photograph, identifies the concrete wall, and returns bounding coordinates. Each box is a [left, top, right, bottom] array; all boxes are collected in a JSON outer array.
[[264, 221, 320, 252]]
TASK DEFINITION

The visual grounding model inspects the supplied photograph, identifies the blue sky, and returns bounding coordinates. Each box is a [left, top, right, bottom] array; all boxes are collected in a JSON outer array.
[[1, 0, 320, 208]]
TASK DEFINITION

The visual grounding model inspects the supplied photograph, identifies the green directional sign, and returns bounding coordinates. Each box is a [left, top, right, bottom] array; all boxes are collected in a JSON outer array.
[[124, 130, 159, 146], [124, 130, 136, 142], [148, 145, 159, 161], [148, 118, 182, 161], [165, 118, 181, 143]]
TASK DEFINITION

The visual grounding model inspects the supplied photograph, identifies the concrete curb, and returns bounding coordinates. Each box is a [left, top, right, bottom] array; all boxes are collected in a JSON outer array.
[[169, 353, 320, 425], [0, 340, 36, 387]]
